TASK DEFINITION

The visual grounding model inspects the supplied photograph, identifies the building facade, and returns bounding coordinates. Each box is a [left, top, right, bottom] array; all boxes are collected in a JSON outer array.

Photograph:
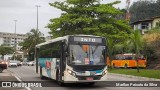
[[0, 32, 28, 60], [131, 16, 160, 34], [0, 32, 27, 51]]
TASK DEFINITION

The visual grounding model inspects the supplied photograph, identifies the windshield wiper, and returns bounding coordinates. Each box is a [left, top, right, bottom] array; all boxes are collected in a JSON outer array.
[[91, 47, 94, 60]]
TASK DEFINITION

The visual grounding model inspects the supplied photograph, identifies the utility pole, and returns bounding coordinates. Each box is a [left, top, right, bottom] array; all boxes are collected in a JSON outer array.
[[35, 5, 40, 73], [36, 5, 40, 31], [13, 20, 17, 61]]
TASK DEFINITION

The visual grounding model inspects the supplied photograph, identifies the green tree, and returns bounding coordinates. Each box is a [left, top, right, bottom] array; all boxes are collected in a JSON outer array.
[[0, 45, 13, 60], [143, 27, 160, 68], [47, 0, 132, 39], [19, 29, 45, 61], [114, 40, 133, 54]]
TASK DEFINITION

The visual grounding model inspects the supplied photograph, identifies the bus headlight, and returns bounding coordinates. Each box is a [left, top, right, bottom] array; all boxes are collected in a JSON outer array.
[[67, 69, 72, 74], [67, 69, 76, 77]]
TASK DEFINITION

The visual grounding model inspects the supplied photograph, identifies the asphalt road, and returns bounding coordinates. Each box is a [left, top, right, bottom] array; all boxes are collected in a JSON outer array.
[[0, 69, 26, 90], [1, 66, 159, 90]]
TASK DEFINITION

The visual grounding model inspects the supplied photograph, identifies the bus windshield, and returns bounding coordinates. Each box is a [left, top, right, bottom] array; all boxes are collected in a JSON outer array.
[[69, 44, 106, 65]]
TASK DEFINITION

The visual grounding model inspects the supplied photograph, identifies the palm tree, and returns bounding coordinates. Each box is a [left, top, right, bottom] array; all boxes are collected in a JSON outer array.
[[19, 29, 45, 60], [107, 38, 114, 68], [26, 29, 45, 51], [131, 30, 143, 73]]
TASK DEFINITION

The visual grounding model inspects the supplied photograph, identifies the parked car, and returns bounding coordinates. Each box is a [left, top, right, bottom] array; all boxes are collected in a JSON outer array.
[[22, 61, 28, 66], [16, 61, 22, 66], [8, 61, 18, 67], [27, 61, 35, 66]]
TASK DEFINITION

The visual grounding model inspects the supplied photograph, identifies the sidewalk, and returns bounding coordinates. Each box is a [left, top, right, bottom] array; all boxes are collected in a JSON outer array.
[[0, 69, 26, 90], [0, 70, 17, 81], [108, 73, 160, 81]]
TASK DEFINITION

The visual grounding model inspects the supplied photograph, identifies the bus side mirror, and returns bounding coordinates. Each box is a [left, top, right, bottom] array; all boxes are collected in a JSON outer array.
[[63, 44, 68, 51]]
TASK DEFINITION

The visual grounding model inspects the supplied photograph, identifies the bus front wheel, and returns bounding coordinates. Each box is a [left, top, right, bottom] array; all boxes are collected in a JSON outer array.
[[56, 70, 64, 86], [112, 63, 115, 68], [0, 68, 3, 73]]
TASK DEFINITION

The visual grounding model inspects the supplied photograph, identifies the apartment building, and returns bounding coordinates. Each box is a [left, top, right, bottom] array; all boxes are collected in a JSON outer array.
[[0, 32, 27, 51]]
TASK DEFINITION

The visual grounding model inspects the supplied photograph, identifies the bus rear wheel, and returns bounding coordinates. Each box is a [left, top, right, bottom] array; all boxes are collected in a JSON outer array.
[[124, 64, 128, 69]]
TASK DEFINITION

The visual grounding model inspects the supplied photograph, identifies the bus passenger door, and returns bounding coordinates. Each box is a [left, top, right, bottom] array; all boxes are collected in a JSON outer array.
[[59, 42, 66, 81]]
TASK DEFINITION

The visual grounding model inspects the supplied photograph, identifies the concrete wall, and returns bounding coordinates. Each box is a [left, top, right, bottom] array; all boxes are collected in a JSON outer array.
[[152, 18, 160, 28]]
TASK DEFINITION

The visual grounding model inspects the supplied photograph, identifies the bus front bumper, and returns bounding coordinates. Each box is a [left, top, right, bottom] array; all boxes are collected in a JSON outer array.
[[63, 71, 108, 83]]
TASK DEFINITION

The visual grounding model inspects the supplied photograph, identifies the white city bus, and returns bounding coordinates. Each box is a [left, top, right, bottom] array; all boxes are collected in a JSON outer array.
[[35, 35, 107, 85]]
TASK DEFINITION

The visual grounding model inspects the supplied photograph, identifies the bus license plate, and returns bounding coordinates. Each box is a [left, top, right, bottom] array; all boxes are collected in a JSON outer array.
[[86, 77, 93, 80]]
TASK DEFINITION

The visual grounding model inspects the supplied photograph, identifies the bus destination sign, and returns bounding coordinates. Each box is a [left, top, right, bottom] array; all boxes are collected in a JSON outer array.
[[73, 37, 102, 43]]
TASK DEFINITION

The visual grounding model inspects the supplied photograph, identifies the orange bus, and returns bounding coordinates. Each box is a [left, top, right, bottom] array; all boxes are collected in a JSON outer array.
[[107, 54, 146, 68]]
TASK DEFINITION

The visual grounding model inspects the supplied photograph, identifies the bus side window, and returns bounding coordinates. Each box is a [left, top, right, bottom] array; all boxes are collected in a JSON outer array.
[[128, 56, 132, 60], [115, 56, 119, 60]]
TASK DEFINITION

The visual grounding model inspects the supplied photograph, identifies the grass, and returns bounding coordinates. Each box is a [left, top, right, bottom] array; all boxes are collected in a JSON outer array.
[[108, 69, 160, 79]]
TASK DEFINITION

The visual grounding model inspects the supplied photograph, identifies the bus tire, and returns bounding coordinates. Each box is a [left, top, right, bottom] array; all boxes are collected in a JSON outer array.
[[113, 63, 115, 68], [124, 64, 128, 69], [40, 66, 45, 79], [56, 70, 64, 86]]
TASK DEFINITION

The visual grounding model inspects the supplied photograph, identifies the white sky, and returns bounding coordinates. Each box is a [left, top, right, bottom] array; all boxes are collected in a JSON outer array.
[[0, 0, 137, 36]]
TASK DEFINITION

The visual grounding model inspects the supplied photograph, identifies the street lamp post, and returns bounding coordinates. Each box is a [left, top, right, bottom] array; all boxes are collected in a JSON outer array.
[[35, 5, 40, 31], [35, 5, 40, 73], [13, 20, 17, 61]]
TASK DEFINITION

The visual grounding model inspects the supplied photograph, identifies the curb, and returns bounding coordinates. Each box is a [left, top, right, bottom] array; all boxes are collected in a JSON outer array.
[[108, 73, 160, 81]]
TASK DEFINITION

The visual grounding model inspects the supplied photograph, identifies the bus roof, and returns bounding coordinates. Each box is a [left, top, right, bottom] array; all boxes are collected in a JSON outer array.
[[36, 35, 103, 48], [36, 36, 67, 48]]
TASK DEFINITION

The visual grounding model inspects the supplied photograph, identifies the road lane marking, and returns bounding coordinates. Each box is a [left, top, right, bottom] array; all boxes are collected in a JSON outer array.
[[10, 71, 32, 90], [14, 74, 22, 82]]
